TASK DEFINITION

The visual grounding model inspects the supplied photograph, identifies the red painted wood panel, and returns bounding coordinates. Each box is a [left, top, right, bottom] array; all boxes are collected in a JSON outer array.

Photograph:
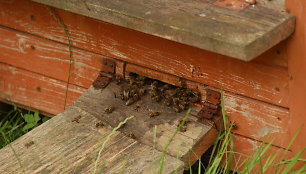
[[0, 63, 66, 115], [0, 0, 289, 108], [286, 0, 306, 159], [0, 26, 112, 89], [0, 26, 70, 82]]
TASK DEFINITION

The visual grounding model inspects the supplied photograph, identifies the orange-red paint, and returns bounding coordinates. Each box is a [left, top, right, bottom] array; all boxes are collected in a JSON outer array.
[[0, 0, 289, 107], [286, 0, 306, 160]]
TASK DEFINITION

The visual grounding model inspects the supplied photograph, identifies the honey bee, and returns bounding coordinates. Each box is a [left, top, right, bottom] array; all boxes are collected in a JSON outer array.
[[149, 111, 160, 117], [125, 98, 136, 106], [127, 133, 136, 139], [95, 121, 105, 128], [152, 95, 161, 102], [138, 88, 146, 96], [163, 98, 172, 106], [172, 106, 181, 113], [177, 119, 191, 132], [151, 81, 158, 87], [105, 105, 114, 114], [134, 103, 142, 111], [180, 125, 187, 132], [24, 141, 34, 148], [72, 115, 82, 123]]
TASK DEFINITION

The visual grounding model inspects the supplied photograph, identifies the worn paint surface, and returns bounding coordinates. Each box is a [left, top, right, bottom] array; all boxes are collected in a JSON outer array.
[[0, 0, 289, 107], [286, 0, 306, 160], [0, 63, 66, 115]]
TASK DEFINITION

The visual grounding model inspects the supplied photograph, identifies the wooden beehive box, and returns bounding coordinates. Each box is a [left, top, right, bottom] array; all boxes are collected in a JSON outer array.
[[0, 0, 305, 172]]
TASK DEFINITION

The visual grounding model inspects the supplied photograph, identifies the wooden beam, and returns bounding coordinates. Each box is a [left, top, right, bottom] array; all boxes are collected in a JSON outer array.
[[0, 1, 290, 107], [31, 0, 295, 61]]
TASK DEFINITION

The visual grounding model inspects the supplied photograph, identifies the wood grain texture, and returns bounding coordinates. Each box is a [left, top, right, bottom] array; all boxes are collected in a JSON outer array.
[[31, 0, 295, 61], [0, 0, 289, 107], [0, 63, 66, 115], [0, 26, 70, 82], [0, 105, 185, 174]]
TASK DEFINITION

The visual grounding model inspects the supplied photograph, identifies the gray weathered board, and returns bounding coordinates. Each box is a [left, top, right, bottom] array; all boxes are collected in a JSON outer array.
[[32, 0, 295, 61], [0, 82, 216, 174]]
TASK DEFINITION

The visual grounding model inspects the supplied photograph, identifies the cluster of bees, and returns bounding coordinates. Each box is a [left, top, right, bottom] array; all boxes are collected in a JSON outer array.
[[116, 73, 200, 113]]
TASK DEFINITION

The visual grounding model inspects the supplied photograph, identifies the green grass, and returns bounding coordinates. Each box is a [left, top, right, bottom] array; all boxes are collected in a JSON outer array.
[[0, 104, 50, 149]]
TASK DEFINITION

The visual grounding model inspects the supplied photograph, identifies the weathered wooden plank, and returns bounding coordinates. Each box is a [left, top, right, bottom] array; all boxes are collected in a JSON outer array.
[[74, 83, 217, 164], [125, 64, 290, 148], [0, 26, 109, 88], [0, 0, 289, 107], [0, 105, 185, 174], [223, 92, 290, 148], [0, 26, 70, 82], [0, 63, 66, 115], [31, 0, 294, 61]]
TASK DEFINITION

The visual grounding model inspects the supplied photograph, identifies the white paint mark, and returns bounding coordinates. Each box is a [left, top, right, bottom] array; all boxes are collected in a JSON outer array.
[[198, 13, 206, 17], [17, 37, 26, 53]]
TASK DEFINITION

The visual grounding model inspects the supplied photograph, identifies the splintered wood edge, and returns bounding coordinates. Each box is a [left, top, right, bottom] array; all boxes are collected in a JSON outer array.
[[32, 0, 295, 61], [74, 83, 216, 166], [0, 105, 185, 174]]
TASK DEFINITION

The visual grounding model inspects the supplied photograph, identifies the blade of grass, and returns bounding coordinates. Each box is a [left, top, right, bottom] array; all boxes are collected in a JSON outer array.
[[282, 148, 305, 174], [92, 116, 134, 174]]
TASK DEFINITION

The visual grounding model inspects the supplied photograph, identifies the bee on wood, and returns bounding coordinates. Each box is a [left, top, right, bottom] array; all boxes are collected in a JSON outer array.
[[95, 121, 105, 128], [149, 111, 160, 117], [24, 141, 34, 148], [133, 93, 140, 101], [134, 103, 142, 111], [173, 105, 181, 113], [178, 102, 188, 111], [138, 88, 146, 96], [172, 97, 180, 105], [177, 119, 191, 132], [105, 105, 114, 114], [126, 133, 136, 139], [136, 75, 146, 81], [151, 81, 158, 87], [72, 115, 82, 123], [163, 98, 172, 106], [152, 95, 162, 102], [160, 84, 171, 92], [180, 125, 187, 132], [125, 98, 136, 106]]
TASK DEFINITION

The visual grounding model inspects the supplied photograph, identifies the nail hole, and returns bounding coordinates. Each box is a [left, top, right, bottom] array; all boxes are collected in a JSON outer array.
[[30, 15, 35, 21], [275, 87, 280, 92], [36, 86, 41, 92], [30, 45, 36, 50], [276, 50, 281, 55]]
